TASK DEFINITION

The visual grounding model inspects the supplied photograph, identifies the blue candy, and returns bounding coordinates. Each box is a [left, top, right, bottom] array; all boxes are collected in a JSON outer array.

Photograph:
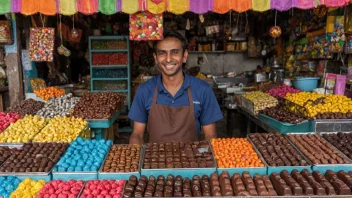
[[58, 167, 67, 172], [74, 166, 82, 172], [83, 166, 90, 171], [70, 160, 77, 166], [77, 161, 85, 167], [62, 163, 69, 168], [67, 166, 75, 172], [90, 165, 98, 171]]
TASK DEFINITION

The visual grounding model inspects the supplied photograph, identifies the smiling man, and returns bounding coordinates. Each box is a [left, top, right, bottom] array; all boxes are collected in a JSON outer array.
[[128, 30, 223, 144]]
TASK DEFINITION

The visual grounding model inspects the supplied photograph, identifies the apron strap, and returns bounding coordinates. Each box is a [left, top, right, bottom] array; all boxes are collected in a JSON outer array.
[[152, 86, 159, 104], [187, 87, 194, 111]]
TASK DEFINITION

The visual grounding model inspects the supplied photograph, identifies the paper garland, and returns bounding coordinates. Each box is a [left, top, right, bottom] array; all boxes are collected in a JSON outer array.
[[29, 28, 55, 62], [129, 11, 163, 40], [189, 0, 213, 14], [99, 0, 117, 14]]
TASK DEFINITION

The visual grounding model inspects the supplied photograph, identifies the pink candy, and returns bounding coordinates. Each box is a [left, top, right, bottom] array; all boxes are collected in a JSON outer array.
[[0, 112, 21, 133], [37, 180, 84, 198], [80, 180, 126, 198], [267, 85, 300, 98]]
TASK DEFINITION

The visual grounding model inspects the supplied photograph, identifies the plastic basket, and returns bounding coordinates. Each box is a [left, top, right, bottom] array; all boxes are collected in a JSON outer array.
[[258, 114, 313, 134]]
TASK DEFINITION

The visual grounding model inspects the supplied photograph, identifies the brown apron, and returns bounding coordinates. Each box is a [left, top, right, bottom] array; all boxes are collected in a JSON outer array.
[[147, 86, 198, 143]]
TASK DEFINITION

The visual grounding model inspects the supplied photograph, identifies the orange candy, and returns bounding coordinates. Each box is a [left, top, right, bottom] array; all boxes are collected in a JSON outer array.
[[33, 87, 65, 101], [211, 138, 264, 168]]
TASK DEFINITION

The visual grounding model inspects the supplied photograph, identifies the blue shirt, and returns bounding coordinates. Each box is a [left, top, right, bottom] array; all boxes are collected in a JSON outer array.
[[128, 73, 223, 134]]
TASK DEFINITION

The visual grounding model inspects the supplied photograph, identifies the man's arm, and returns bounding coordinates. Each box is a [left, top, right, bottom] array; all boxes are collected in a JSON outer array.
[[129, 121, 146, 144], [202, 123, 217, 141]]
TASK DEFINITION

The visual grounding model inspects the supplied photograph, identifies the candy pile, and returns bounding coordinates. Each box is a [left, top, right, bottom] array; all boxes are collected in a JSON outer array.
[[322, 132, 352, 159], [80, 180, 125, 198], [0, 112, 21, 133], [0, 115, 47, 143], [33, 116, 88, 143], [0, 176, 21, 198], [267, 85, 300, 98], [33, 87, 65, 101], [7, 99, 45, 116], [55, 138, 112, 172], [211, 138, 264, 168], [36, 94, 80, 118], [102, 144, 141, 173], [9, 178, 46, 198], [36, 180, 84, 198]]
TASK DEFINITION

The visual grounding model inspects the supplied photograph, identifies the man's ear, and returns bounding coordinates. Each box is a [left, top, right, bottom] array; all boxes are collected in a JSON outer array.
[[183, 49, 188, 63], [153, 52, 157, 64]]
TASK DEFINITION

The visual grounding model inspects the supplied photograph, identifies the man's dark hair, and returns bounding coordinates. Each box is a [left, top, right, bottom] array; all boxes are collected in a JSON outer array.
[[153, 30, 188, 53]]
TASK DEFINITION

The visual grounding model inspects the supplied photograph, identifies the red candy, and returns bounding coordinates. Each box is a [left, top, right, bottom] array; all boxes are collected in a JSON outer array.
[[0, 112, 21, 133], [80, 180, 126, 198], [267, 85, 300, 98], [92, 53, 109, 65], [109, 53, 128, 65], [37, 180, 84, 198]]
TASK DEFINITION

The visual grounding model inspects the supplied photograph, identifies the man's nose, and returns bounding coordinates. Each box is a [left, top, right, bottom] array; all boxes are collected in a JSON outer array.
[[166, 52, 171, 62]]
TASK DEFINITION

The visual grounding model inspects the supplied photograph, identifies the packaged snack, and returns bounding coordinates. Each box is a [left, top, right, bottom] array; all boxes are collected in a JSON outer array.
[[324, 73, 337, 95], [334, 75, 346, 95]]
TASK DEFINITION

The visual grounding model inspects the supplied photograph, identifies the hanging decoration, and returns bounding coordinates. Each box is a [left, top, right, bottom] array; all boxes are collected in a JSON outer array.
[[0, 0, 350, 15], [231, 0, 252, 12], [122, 0, 139, 14], [99, 0, 117, 15], [147, 0, 165, 14], [189, 0, 213, 14], [77, 0, 98, 15], [59, 0, 77, 15], [0, 21, 13, 44], [57, 15, 71, 57], [252, 0, 270, 12], [71, 15, 79, 39], [0, 0, 11, 15], [168, 0, 189, 14], [129, 11, 163, 41], [269, 11, 281, 38], [29, 27, 55, 61]]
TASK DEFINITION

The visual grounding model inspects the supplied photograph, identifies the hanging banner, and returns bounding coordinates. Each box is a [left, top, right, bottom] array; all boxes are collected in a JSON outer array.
[[77, 0, 98, 15], [189, 0, 213, 14], [59, 0, 77, 15], [324, 0, 349, 7], [147, 0, 165, 14], [29, 28, 55, 62], [297, 0, 316, 9], [213, 0, 231, 14], [231, 0, 252, 12], [99, 0, 117, 14], [129, 11, 163, 40], [0, 0, 11, 15], [252, 0, 270, 12], [122, 0, 139, 14], [271, 0, 297, 11], [168, 0, 189, 14], [11, 0, 21, 13], [21, 0, 56, 15]]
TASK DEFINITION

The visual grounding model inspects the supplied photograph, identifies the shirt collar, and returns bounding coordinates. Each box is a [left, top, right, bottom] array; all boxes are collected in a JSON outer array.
[[157, 71, 191, 93]]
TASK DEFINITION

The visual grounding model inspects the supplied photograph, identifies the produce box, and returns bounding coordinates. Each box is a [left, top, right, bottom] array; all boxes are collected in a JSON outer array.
[[98, 144, 142, 180], [285, 133, 352, 174], [52, 171, 97, 181], [248, 133, 313, 176], [140, 141, 217, 178], [211, 138, 267, 177], [86, 110, 120, 129], [258, 114, 312, 134], [241, 92, 278, 115]]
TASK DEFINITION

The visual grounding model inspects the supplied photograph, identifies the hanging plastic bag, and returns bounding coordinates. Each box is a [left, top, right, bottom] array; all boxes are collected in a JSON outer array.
[[29, 28, 55, 62], [129, 11, 163, 41]]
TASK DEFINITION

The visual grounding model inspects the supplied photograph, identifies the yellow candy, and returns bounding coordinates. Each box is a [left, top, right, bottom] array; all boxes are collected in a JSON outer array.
[[10, 178, 45, 198]]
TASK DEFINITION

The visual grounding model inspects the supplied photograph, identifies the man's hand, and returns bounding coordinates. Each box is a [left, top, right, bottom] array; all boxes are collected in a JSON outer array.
[[202, 123, 217, 141], [129, 121, 146, 144]]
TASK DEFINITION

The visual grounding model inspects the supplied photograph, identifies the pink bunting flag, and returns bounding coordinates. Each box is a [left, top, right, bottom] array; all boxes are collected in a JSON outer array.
[[77, 0, 98, 15], [11, 0, 21, 12], [271, 0, 298, 11], [297, 0, 316, 9], [190, 0, 213, 14], [324, 0, 349, 7]]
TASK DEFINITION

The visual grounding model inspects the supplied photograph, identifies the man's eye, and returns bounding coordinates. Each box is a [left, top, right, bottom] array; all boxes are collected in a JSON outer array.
[[157, 51, 165, 55], [172, 51, 180, 55]]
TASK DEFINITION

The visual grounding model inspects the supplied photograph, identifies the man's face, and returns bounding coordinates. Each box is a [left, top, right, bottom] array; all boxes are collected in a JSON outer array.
[[153, 37, 188, 77]]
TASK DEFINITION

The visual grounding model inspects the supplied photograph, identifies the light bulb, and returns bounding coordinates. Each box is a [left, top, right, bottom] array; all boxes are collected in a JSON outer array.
[[71, 28, 79, 39]]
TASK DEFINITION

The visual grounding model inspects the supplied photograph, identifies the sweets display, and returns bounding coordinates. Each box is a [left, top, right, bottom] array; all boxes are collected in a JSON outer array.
[[80, 180, 125, 198], [93, 68, 128, 78], [287, 134, 351, 164], [0, 146, 21, 166], [32, 116, 88, 143], [55, 138, 112, 172], [242, 91, 278, 114], [109, 53, 128, 65], [248, 133, 310, 166], [72, 92, 125, 119], [0, 176, 21, 198], [267, 85, 300, 98], [36, 180, 84, 198], [322, 132, 352, 159], [0, 115, 47, 143], [36, 94, 80, 118], [0, 143, 69, 173], [261, 106, 307, 124], [102, 144, 141, 173], [0, 112, 21, 133], [211, 138, 264, 168], [92, 40, 127, 50], [7, 99, 45, 116], [33, 87, 66, 101], [9, 178, 46, 198], [92, 53, 109, 65], [143, 141, 214, 169]]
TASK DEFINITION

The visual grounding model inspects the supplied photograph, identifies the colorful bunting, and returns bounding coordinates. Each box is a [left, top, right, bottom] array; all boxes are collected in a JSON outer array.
[[0, 0, 350, 15]]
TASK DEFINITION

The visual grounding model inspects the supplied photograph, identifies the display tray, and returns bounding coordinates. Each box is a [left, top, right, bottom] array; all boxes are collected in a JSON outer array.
[[247, 134, 313, 176], [140, 142, 217, 178], [313, 119, 352, 133], [98, 144, 143, 180], [285, 132, 352, 174], [215, 137, 268, 177], [318, 131, 352, 160], [86, 111, 120, 128], [258, 114, 312, 134], [52, 171, 98, 181]]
